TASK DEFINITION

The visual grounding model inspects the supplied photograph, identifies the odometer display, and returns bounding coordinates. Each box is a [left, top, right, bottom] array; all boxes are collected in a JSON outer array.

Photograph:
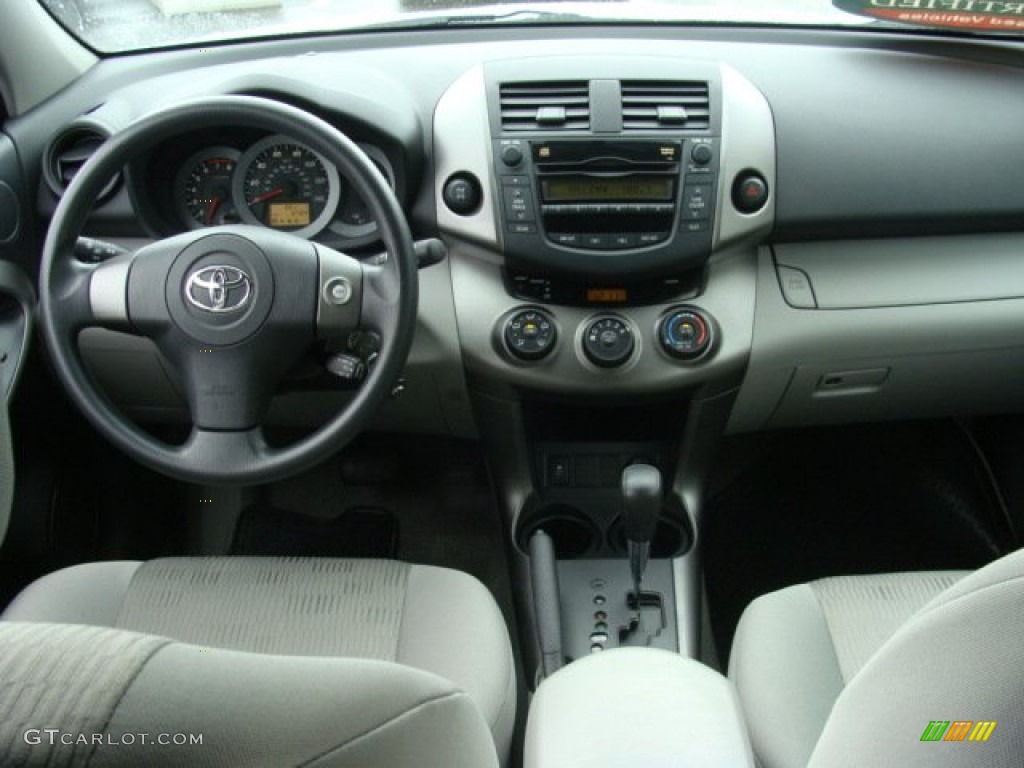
[[269, 202, 311, 227], [233, 135, 339, 239]]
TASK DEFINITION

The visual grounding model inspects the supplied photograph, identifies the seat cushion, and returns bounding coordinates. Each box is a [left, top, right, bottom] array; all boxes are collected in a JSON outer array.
[[728, 571, 966, 768], [0, 621, 498, 768], [2, 557, 516, 762]]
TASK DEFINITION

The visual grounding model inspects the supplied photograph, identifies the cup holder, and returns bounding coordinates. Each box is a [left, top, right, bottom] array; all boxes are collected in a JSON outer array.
[[517, 505, 601, 559], [607, 513, 691, 558]]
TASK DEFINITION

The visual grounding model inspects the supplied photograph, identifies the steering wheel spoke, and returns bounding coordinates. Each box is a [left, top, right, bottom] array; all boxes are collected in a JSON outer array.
[[174, 425, 271, 481], [315, 243, 364, 338]]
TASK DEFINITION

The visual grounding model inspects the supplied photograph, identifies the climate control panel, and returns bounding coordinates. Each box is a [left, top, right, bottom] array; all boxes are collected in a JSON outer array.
[[499, 306, 715, 369]]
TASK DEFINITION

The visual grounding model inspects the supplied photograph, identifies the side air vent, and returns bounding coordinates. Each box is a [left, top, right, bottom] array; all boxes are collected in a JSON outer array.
[[499, 82, 590, 131], [43, 126, 119, 199], [621, 81, 711, 131]]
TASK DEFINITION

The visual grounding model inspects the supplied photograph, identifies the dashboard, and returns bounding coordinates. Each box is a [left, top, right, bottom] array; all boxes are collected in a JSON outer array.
[[5, 24, 1024, 439]]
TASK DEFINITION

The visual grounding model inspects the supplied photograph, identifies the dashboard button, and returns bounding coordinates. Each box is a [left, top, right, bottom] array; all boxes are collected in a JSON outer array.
[[509, 222, 537, 234], [583, 316, 635, 368], [637, 232, 668, 245], [551, 232, 581, 246], [501, 175, 530, 186], [682, 220, 709, 233], [503, 187, 536, 222], [443, 174, 482, 215], [583, 233, 609, 249], [733, 172, 770, 213], [660, 308, 713, 360], [610, 233, 637, 249], [505, 309, 557, 361]]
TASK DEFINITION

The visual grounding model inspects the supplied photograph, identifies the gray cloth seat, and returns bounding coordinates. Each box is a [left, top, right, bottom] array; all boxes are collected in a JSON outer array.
[[1, 557, 517, 768], [729, 548, 1024, 768]]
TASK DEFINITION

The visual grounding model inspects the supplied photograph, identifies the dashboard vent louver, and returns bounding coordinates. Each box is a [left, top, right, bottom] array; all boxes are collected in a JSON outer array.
[[499, 81, 590, 131], [43, 126, 119, 199], [621, 81, 711, 131]]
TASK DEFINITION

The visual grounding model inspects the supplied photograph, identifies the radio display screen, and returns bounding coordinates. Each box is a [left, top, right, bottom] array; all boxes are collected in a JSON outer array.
[[542, 178, 673, 202]]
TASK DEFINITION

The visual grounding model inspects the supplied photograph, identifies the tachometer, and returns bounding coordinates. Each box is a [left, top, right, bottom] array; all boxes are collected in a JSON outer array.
[[233, 135, 339, 239], [175, 147, 241, 229]]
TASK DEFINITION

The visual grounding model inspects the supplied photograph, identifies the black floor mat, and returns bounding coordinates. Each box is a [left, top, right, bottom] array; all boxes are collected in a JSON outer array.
[[232, 505, 398, 558], [702, 421, 1013, 667]]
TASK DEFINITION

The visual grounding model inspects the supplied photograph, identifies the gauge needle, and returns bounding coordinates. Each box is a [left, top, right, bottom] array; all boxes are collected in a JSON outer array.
[[205, 197, 221, 225], [249, 187, 284, 205]]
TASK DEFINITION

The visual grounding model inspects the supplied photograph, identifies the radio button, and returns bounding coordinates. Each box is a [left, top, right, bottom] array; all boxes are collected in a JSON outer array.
[[503, 187, 536, 222], [501, 175, 530, 187], [610, 234, 637, 249], [509, 222, 537, 235], [583, 234, 609, 249], [638, 232, 669, 245], [683, 185, 713, 220], [682, 221, 709, 233], [551, 233, 581, 247]]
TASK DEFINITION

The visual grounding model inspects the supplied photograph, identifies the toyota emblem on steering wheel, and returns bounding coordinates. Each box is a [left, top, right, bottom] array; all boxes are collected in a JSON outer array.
[[185, 265, 253, 313]]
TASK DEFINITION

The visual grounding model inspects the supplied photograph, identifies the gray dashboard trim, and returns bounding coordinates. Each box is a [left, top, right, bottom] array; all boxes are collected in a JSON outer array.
[[775, 234, 1024, 308], [729, 242, 1024, 433]]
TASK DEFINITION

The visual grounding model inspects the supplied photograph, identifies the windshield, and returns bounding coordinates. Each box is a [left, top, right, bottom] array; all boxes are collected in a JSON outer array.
[[38, 0, 1024, 54]]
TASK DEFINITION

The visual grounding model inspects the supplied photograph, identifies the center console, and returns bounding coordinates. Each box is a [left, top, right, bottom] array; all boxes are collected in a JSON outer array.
[[432, 54, 775, 722]]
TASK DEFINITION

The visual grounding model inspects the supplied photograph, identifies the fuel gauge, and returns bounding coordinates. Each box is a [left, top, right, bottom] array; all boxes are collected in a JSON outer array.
[[175, 147, 241, 229]]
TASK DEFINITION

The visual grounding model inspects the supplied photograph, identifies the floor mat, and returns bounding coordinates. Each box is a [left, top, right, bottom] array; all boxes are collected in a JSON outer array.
[[232, 505, 398, 558], [702, 420, 1013, 667]]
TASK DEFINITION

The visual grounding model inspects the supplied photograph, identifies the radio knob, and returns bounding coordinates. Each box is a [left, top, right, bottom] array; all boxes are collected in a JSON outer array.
[[505, 309, 557, 361], [691, 144, 713, 165], [501, 145, 524, 167], [582, 316, 635, 368], [659, 308, 712, 360]]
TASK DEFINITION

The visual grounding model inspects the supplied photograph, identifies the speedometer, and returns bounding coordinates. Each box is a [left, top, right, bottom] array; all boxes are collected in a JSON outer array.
[[232, 135, 339, 239]]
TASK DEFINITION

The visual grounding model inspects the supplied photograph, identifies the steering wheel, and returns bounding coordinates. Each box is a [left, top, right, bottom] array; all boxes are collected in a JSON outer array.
[[38, 96, 418, 484]]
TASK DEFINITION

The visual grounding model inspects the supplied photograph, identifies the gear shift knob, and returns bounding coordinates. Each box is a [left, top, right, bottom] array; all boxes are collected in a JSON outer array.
[[622, 463, 662, 598], [622, 463, 661, 543]]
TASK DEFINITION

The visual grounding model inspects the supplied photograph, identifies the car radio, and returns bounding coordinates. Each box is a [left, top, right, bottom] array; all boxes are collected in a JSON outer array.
[[495, 138, 719, 281]]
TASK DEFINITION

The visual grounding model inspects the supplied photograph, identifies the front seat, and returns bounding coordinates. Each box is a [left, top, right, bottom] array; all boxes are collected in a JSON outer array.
[[1, 557, 516, 768], [729, 547, 1024, 768]]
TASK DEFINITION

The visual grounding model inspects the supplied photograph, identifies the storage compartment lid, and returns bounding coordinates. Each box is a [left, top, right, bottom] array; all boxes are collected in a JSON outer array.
[[525, 647, 754, 768]]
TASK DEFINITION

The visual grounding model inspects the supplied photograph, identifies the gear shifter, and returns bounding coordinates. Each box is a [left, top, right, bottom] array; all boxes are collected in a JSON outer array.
[[622, 463, 662, 601]]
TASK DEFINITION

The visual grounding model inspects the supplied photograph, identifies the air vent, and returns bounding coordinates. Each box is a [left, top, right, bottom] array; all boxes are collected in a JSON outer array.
[[499, 82, 590, 132], [43, 126, 119, 199], [621, 81, 711, 131]]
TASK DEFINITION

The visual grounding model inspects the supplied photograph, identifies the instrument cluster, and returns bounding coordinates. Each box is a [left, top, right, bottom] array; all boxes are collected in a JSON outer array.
[[139, 131, 396, 244]]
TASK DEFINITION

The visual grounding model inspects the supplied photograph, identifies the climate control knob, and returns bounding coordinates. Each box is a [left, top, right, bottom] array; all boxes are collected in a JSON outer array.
[[583, 316, 635, 368], [505, 309, 557, 361], [659, 308, 712, 360]]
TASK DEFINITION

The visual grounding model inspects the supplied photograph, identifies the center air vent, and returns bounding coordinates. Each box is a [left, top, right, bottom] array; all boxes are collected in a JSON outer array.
[[499, 82, 590, 132], [43, 126, 119, 200], [621, 81, 710, 131]]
